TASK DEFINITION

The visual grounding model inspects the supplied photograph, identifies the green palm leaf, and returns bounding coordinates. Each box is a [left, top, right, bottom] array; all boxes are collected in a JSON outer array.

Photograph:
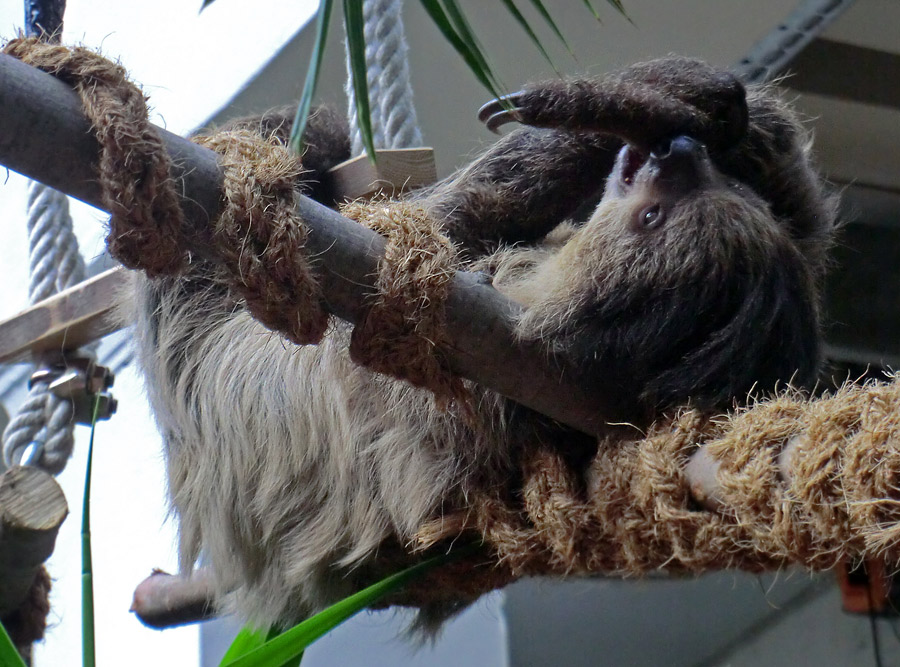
[[289, 0, 335, 154], [200, 1, 630, 160], [0, 621, 27, 667], [221, 545, 478, 667]]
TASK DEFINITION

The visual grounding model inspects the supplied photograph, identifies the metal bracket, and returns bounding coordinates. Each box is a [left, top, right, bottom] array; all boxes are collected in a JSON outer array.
[[29, 355, 117, 425], [733, 0, 857, 84]]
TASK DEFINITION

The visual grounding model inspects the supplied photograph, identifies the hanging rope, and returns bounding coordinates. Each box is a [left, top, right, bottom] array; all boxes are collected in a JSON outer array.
[[344, 0, 424, 155], [2, 149, 90, 476], [2, 1, 89, 474]]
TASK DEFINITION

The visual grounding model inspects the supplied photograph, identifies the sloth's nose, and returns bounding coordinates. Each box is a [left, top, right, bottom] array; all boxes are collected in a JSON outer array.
[[650, 135, 704, 162], [647, 135, 710, 193]]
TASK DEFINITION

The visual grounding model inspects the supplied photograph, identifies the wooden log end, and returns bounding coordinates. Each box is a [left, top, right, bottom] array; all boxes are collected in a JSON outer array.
[[0, 466, 67, 532]]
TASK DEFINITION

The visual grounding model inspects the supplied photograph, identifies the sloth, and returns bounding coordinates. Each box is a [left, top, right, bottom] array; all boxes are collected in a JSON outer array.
[[123, 57, 836, 627]]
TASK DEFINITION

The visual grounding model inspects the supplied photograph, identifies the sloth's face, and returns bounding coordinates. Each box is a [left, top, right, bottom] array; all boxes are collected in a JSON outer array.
[[605, 135, 726, 232], [593, 134, 776, 254]]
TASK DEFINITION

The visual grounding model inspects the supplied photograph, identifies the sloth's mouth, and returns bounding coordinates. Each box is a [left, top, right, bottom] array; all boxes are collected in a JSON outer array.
[[620, 145, 648, 186]]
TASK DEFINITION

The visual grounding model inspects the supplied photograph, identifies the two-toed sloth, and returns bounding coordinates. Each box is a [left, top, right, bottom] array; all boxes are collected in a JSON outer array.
[[124, 57, 836, 626]]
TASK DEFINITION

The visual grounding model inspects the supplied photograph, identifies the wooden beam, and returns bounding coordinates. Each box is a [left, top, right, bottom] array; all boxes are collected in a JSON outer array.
[[327, 148, 437, 200], [0, 268, 123, 364]]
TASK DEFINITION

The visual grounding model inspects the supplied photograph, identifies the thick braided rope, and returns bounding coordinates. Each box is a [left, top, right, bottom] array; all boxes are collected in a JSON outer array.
[[342, 200, 468, 407], [345, 0, 424, 154], [2, 37, 188, 276], [194, 130, 329, 346], [455, 377, 900, 582], [2, 382, 76, 474], [1, 161, 86, 472]]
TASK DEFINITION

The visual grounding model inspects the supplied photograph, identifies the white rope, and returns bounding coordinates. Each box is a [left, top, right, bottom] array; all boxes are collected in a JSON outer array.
[[345, 0, 424, 156], [2, 182, 89, 474]]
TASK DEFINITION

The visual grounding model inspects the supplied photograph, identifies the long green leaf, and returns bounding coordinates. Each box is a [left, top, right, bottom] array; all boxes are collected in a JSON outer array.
[[499, 0, 559, 72], [290, 0, 335, 155], [526, 0, 574, 56], [605, 0, 630, 19], [343, 0, 377, 162], [441, 0, 505, 93], [581, 0, 631, 22], [220, 627, 268, 664], [581, 0, 602, 20], [0, 621, 27, 667], [221, 546, 477, 667], [221, 626, 302, 667], [82, 398, 101, 667], [417, 0, 502, 100]]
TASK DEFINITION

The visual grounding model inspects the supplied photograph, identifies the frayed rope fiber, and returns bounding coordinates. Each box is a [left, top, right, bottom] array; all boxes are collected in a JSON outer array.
[[342, 200, 469, 409], [414, 377, 900, 592], [193, 129, 329, 345], [3, 37, 188, 277]]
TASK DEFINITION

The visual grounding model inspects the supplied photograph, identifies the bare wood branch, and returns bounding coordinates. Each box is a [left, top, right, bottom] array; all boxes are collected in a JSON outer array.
[[0, 148, 436, 365], [130, 569, 217, 629], [0, 52, 618, 436], [0, 466, 67, 616]]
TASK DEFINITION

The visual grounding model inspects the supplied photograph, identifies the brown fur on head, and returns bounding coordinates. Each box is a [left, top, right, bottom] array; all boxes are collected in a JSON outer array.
[[124, 57, 836, 630]]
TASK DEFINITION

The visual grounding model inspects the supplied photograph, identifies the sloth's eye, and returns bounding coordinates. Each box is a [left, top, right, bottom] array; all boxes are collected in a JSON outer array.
[[639, 204, 665, 229]]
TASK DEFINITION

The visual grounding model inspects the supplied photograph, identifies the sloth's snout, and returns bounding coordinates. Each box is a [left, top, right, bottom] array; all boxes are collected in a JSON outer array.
[[651, 135, 703, 162], [646, 135, 712, 194]]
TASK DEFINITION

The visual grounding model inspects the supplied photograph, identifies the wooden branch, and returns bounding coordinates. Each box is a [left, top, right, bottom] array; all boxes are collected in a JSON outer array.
[[0, 148, 436, 365], [0, 466, 67, 616], [0, 52, 618, 437], [130, 569, 217, 629]]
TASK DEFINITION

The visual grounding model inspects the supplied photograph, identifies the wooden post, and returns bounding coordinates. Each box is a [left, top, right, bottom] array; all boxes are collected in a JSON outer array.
[[0, 466, 68, 617]]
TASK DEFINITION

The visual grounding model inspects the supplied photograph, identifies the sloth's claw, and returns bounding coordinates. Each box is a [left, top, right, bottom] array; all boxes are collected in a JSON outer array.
[[483, 109, 524, 134], [478, 92, 526, 133]]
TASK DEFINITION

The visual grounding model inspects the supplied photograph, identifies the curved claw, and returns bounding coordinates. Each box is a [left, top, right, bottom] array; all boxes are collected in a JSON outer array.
[[477, 91, 526, 133], [483, 109, 524, 134]]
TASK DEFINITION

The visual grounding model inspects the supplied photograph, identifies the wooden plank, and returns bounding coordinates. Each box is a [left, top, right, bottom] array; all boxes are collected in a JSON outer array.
[[326, 147, 437, 200], [0, 267, 125, 364]]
